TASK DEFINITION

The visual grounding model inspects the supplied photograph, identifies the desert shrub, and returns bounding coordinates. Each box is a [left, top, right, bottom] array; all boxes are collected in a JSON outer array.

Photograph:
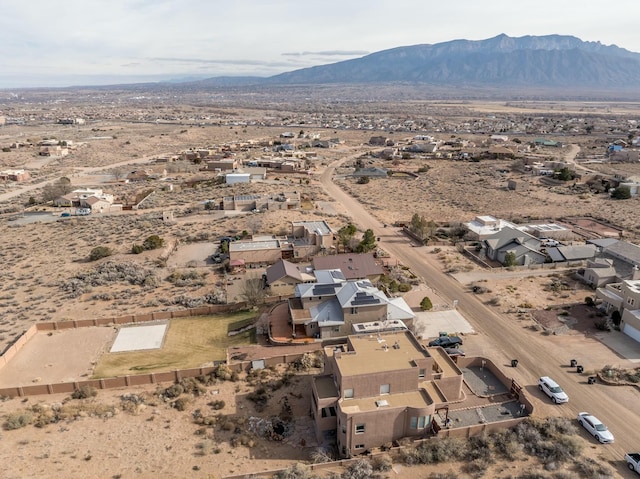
[[342, 459, 374, 479], [212, 364, 233, 381], [166, 269, 206, 287], [142, 235, 164, 250], [462, 457, 491, 476], [131, 243, 145, 254], [163, 383, 184, 399], [371, 453, 392, 471], [420, 296, 433, 310], [273, 463, 315, 479], [572, 457, 615, 479], [71, 385, 98, 399], [584, 296, 595, 306], [208, 400, 226, 410], [88, 246, 113, 261], [247, 387, 269, 412], [465, 435, 492, 462], [400, 437, 463, 465], [65, 261, 159, 289], [179, 377, 206, 396], [3, 411, 33, 430], [594, 319, 611, 331], [290, 353, 315, 372], [310, 447, 335, 464], [491, 429, 522, 460], [173, 397, 190, 411], [397, 283, 412, 292], [611, 185, 631, 199]]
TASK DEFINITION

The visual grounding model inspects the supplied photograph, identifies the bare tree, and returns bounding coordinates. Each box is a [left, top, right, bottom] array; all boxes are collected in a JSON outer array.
[[112, 167, 125, 180], [241, 278, 266, 307]]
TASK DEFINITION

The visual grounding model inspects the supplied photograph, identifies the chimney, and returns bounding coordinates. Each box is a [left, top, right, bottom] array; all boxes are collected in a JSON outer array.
[[633, 265, 640, 280]]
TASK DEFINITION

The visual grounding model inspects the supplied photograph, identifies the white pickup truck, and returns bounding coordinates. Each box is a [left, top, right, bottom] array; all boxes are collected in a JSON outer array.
[[626, 453, 640, 473]]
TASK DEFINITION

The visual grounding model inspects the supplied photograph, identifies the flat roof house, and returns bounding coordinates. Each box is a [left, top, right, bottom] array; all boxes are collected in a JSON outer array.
[[311, 330, 463, 457]]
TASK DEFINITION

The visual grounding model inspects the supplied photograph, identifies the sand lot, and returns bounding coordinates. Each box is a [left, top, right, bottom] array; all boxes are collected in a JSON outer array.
[[0, 328, 116, 387]]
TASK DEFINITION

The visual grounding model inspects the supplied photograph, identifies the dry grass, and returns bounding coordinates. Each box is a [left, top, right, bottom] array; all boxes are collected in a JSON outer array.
[[91, 310, 257, 378]]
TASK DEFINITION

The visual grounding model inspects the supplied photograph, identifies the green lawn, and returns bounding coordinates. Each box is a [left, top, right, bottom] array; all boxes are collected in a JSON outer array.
[[92, 310, 257, 378]]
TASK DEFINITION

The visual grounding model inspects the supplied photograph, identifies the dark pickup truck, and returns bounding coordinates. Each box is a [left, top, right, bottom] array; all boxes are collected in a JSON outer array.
[[428, 336, 463, 348]]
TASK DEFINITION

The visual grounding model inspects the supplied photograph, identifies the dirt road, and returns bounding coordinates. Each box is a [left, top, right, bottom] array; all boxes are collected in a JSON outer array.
[[320, 154, 640, 477]]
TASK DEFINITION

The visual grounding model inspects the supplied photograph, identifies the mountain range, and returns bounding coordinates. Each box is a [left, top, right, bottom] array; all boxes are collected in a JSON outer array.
[[193, 34, 640, 92]]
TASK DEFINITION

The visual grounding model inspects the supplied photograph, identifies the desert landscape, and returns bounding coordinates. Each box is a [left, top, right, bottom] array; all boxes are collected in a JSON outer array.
[[1, 90, 640, 478]]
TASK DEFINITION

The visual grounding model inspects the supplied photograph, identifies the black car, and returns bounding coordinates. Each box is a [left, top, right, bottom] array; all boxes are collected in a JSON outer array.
[[428, 336, 463, 348]]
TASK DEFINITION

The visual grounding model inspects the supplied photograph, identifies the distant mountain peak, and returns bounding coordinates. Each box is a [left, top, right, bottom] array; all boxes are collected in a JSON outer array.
[[258, 34, 640, 90]]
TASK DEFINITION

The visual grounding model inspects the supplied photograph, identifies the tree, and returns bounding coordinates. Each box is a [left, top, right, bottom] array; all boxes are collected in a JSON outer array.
[[503, 251, 517, 267], [42, 177, 74, 203], [357, 176, 370, 184], [555, 167, 573, 181], [241, 278, 266, 307], [420, 296, 433, 311], [611, 186, 631, 200], [611, 310, 622, 327], [410, 213, 427, 240], [356, 229, 376, 253], [112, 167, 125, 180], [142, 235, 164, 250], [337, 223, 357, 253], [89, 246, 113, 261]]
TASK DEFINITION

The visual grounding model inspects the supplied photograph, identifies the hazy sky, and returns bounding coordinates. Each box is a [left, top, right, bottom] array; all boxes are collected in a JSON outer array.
[[2, 0, 639, 88]]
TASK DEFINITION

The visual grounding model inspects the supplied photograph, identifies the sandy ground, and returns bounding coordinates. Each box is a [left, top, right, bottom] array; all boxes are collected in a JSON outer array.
[[1, 104, 639, 478]]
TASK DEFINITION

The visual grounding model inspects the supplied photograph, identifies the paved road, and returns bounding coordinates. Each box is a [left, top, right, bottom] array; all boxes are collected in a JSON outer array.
[[320, 153, 640, 477]]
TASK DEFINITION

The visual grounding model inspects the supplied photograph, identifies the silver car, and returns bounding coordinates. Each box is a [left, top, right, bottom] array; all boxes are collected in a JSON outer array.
[[577, 412, 614, 444]]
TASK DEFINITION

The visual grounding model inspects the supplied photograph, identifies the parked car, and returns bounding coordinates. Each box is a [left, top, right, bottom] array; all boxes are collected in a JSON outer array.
[[538, 376, 569, 404], [428, 336, 463, 348], [577, 412, 614, 443], [626, 453, 640, 473]]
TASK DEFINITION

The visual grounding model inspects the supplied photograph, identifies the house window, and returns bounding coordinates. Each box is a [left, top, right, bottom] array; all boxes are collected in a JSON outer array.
[[342, 425, 346, 434], [418, 369, 426, 379], [344, 388, 354, 399], [333, 326, 340, 332], [628, 298, 635, 306], [355, 444, 365, 450], [351, 307, 358, 314], [380, 384, 390, 395], [355, 424, 366, 434], [410, 416, 428, 429]]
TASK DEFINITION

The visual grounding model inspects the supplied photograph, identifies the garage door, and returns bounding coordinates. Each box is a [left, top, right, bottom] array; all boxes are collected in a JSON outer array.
[[623, 323, 640, 343]]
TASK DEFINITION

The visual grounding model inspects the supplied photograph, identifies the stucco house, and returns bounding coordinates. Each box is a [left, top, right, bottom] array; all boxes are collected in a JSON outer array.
[[288, 279, 415, 340], [576, 258, 618, 288], [482, 227, 546, 266], [313, 254, 383, 282], [265, 259, 315, 296], [596, 277, 640, 342], [311, 330, 463, 456]]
